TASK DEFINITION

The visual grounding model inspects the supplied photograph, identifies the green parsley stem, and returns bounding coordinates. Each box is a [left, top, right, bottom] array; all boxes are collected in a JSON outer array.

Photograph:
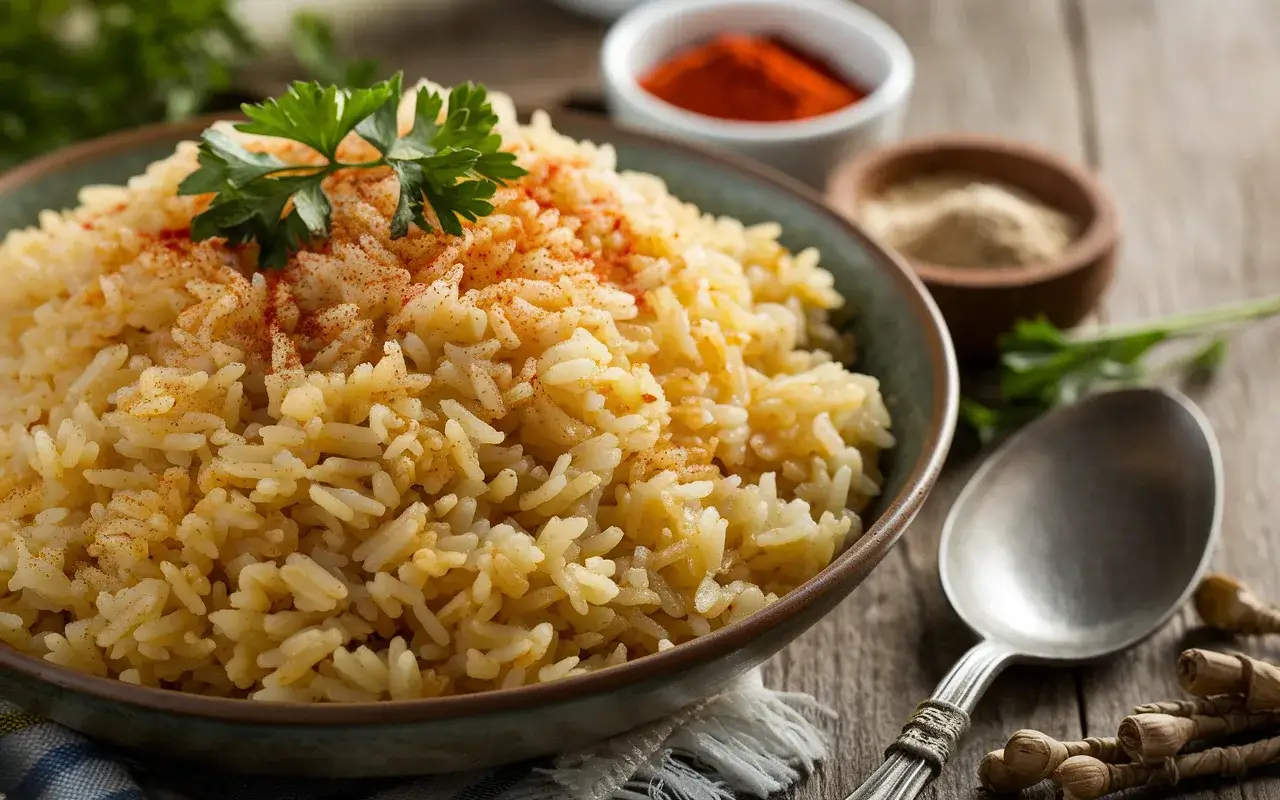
[[263, 166, 333, 177], [265, 158, 385, 179], [1071, 293, 1280, 345], [338, 159, 387, 170]]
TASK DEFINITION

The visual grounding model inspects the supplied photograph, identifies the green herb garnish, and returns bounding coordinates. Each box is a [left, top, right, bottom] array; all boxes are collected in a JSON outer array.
[[178, 73, 526, 268], [961, 294, 1280, 443]]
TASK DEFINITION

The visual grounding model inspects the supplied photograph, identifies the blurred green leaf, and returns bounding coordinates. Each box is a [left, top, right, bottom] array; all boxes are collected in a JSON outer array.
[[1188, 336, 1229, 377], [1, 3, 383, 166], [0, 0, 255, 164]]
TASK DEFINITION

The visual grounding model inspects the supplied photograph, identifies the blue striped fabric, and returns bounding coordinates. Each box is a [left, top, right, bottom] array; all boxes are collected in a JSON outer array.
[[0, 702, 537, 800], [0, 704, 145, 800]]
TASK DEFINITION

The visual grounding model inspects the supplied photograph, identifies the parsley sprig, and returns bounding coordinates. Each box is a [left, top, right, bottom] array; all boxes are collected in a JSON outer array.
[[961, 293, 1280, 443], [178, 73, 526, 267]]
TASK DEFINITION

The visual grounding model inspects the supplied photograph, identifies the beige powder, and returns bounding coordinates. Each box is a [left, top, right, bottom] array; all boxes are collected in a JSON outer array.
[[860, 172, 1079, 268]]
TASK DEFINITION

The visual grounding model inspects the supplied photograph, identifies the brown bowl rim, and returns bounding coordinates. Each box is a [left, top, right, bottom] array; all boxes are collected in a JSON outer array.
[[826, 132, 1120, 289], [0, 112, 958, 725]]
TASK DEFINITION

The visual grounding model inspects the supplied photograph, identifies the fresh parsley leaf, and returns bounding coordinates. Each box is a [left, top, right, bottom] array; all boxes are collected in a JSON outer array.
[[292, 181, 332, 238], [237, 80, 396, 159], [436, 83, 501, 152], [179, 129, 288, 194], [389, 160, 430, 239], [263, 210, 316, 269], [354, 75, 405, 156], [180, 74, 526, 267], [422, 148, 483, 186], [997, 323, 1166, 408], [424, 179, 497, 237], [962, 295, 1280, 442], [389, 90, 446, 161], [190, 172, 317, 259], [476, 151, 528, 183]]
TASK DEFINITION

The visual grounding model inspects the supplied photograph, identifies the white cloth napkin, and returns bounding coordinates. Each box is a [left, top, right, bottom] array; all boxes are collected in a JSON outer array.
[[0, 668, 834, 800]]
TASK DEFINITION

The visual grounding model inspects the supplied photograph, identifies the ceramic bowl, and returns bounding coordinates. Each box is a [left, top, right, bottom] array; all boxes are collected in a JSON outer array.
[[600, 0, 914, 189], [0, 113, 957, 776], [827, 133, 1121, 360]]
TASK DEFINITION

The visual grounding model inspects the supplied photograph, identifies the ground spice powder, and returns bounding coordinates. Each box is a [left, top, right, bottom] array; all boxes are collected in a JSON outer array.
[[640, 33, 866, 123], [860, 173, 1079, 268]]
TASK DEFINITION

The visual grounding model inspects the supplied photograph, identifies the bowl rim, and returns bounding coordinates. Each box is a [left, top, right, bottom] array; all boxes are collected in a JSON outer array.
[[601, 0, 915, 142], [826, 132, 1121, 288], [0, 111, 958, 725]]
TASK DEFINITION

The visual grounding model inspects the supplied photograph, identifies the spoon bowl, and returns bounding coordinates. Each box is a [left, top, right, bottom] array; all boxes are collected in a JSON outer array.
[[849, 387, 1222, 800], [941, 388, 1222, 662]]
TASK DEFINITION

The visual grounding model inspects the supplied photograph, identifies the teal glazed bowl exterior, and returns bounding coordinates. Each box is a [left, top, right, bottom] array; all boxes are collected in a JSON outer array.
[[0, 114, 958, 776]]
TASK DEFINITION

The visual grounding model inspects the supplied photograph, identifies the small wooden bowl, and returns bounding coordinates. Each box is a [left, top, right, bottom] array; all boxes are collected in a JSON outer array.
[[826, 133, 1120, 360]]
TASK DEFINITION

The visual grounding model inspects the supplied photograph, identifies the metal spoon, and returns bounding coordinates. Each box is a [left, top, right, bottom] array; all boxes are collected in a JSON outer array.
[[847, 387, 1222, 800]]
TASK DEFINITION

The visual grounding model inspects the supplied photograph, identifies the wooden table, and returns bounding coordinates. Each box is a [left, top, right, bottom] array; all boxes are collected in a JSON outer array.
[[307, 1, 1280, 796]]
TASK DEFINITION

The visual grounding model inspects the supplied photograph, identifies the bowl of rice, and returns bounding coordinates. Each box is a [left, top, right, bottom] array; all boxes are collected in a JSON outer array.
[[0, 83, 956, 774]]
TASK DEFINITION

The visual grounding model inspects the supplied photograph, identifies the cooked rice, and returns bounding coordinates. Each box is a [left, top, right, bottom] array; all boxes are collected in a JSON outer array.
[[0, 82, 892, 701]]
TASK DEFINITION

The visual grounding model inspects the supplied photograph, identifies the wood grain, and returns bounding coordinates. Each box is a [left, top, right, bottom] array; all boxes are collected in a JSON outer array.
[[769, 3, 1088, 799], [1071, 2, 1280, 798]]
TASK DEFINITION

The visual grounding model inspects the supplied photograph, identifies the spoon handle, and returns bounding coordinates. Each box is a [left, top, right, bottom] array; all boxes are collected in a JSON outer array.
[[844, 639, 1017, 800]]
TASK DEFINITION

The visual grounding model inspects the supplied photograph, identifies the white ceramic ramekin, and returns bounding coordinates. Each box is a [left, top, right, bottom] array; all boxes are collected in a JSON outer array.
[[601, 0, 914, 188]]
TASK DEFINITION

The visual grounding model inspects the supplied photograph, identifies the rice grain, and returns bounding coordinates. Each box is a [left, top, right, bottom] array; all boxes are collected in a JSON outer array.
[[0, 82, 892, 701]]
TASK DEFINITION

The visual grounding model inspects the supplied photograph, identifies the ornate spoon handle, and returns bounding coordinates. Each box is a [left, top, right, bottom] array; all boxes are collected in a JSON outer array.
[[845, 639, 1018, 800]]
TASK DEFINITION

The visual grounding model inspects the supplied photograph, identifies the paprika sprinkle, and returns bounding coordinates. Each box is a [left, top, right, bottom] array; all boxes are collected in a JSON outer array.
[[639, 33, 868, 123]]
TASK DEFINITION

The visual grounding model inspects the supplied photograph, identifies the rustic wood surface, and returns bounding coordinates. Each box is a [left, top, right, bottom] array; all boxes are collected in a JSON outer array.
[[317, 1, 1280, 797]]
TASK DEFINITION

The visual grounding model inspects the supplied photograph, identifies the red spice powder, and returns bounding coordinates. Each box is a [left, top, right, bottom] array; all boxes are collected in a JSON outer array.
[[241, 272, 303, 371], [400, 283, 429, 309], [261, 274, 280, 334], [259, 277, 281, 363], [143, 227, 194, 252], [640, 33, 867, 123], [586, 211, 646, 308]]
